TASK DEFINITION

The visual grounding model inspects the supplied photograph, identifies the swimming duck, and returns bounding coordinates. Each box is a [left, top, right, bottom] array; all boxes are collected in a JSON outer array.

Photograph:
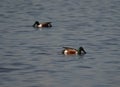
[[33, 21, 52, 28], [62, 47, 86, 55]]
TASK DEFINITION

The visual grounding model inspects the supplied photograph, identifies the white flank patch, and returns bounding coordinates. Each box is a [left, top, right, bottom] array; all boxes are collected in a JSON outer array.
[[64, 50, 68, 55], [38, 24, 42, 28]]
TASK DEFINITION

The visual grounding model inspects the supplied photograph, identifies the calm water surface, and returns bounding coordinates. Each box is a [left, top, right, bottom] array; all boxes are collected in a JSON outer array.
[[0, 0, 120, 87]]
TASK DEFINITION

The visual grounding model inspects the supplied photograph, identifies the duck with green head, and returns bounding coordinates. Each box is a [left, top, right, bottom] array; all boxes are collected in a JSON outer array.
[[62, 47, 86, 55], [33, 21, 52, 28]]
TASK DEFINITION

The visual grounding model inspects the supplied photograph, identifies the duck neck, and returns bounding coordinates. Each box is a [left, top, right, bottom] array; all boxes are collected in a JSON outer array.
[[78, 48, 82, 55]]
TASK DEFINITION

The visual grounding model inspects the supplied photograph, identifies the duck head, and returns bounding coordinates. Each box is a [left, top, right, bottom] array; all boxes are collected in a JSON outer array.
[[33, 21, 40, 28], [78, 47, 86, 55]]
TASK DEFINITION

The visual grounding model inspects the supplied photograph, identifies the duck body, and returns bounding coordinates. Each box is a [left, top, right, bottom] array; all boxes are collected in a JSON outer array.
[[33, 21, 52, 28], [62, 47, 86, 55]]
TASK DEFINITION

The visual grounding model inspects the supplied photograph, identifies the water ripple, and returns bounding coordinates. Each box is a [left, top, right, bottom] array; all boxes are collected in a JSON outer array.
[[0, 67, 20, 73], [0, 0, 120, 87]]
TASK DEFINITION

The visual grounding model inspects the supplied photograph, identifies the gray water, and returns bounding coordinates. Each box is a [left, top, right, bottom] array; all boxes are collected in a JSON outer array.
[[0, 0, 120, 87]]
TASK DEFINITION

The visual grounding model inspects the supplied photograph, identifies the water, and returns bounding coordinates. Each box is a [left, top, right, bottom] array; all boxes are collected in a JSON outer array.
[[0, 0, 120, 87]]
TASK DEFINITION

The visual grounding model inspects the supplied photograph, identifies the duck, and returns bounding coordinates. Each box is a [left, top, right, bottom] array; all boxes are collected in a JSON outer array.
[[62, 47, 86, 55], [33, 21, 52, 28]]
